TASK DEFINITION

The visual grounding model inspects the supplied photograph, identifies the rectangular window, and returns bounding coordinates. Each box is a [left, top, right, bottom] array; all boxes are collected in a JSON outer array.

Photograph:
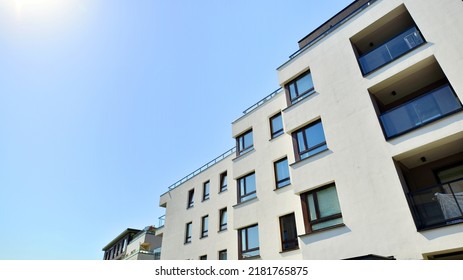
[[238, 224, 260, 259], [218, 249, 227, 260], [203, 181, 210, 201], [185, 222, 192, 243], [187, 189, 194, 208], [270, 112, 284, 138], [236, 129, 253, 156], [301, 184, 343, 234], [293, 119, 328, 161], [286, 71, 315, 104], [279, 213, 298, 251], [201, 215, 209, 238], [220, 171, 228, 192], [199, 255, 207, 260], [274, 157, 291, 188], [219, 208, 227, 231], [238, 172, 257, 203]]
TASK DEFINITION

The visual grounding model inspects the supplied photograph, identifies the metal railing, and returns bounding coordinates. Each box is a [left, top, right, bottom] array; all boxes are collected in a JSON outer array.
[[380, 84, 462, 138], [408, 177, 463, 230], [358, 26, 424, 74], [158, 215, 165, 228], [242, 88, 282, 116], [166, 147, 236, 191]]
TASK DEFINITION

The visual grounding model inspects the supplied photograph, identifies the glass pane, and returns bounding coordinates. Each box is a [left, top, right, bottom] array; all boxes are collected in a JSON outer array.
[[241, 230, 247, 251], [433, 85, 461, 114], [239, 178, 246, 196], [312, 217, 343, 231], [247, 225, 259, 250], [221, 174, 227, 188], [271, 114, 283, 135], [221, 209, 227, 224], [243, 131, 253, 149], [307, 194, 317, 221], [289, 83, 297, 100], [281, 214, 297, 242], [296, 72, 314, 94], [317, 186, 341, 218], [276, 159, 290, 181], [245, 173, 256, 194], [301, 144, 328, 159], [305, 121, 326, 148], [413, 93, 441, 124], [203, 182, 210, 198], [203, 216, 208, 231], [296, 131, 306, 153], [380, 105, 418, 137]]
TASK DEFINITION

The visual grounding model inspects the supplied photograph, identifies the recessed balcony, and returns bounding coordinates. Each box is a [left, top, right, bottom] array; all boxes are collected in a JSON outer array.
[[380, 84, 462, 138], [358, 26, 425, 75]]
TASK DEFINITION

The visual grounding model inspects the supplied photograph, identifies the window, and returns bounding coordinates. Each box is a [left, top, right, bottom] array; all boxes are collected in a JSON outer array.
[[219, 208, 227, 231], [293, 119, 327, 161], [219, 171, 228, 192], [238, 172, 257, 203], [218, 249, 227, 260], [199, 255, 207, 260], [300, 184, 343, 234], [185, 222, 192, 243], [274, 157, 290, 188], [270, 112, 284, 138], [187, 189, 194, 208], [238, 224, 260, 259], [236, 129, 253, 156], [286, 71, 315, 104], [279, 213, 298, 251], [201, 215, 209, 238], [202, 181, 210, 201]]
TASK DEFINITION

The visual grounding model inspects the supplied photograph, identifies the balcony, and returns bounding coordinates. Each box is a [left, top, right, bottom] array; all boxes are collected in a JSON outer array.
[[358, 26, 425, 75], [408, 177, 463, 230], [380, 84, 462, 138]]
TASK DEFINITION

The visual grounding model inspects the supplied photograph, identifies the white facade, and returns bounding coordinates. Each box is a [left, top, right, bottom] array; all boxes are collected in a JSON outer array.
[[157, 0, 463, 260]]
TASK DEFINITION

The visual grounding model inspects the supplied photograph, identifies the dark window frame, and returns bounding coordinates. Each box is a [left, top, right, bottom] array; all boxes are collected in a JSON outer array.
[[238, 224, 260, 259], [187, 189, 194, 209], [236, 129, 254, 156], [185, 222, 192, 244], [285, 70, 315, 105], [279, 213, 299, 252], [202, 181, 210, 201], [219, 207, 227, 231], [199, 255, 207, 260], [201, 215, 209, 238], [300, 184, 343, 234], [274, 157, 291, 189], [218, 249, 227, 260], [219, 171, 228, 193], [270, 112, 284, 139], [292, 119, 328, 162], [237, 172, 257, 203]]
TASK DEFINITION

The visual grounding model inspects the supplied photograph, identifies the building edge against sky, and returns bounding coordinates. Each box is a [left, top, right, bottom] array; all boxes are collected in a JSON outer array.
[[105, 0, 463, 260]]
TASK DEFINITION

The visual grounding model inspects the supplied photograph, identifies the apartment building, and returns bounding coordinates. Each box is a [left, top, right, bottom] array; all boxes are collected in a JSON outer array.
[[157, 0, 463, 260], [103, 226, 162, 260]]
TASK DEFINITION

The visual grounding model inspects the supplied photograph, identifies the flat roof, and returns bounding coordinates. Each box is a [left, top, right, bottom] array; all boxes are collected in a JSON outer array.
[[102, 228, 140, 251]]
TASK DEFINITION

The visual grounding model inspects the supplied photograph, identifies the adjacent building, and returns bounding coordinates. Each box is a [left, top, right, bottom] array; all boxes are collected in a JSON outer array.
[[103, 226, 162, 260], [157, 0, 463, 260]]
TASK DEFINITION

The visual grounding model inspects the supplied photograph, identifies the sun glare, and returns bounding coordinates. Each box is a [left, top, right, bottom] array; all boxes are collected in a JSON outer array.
[[12, 0, 69, 19]]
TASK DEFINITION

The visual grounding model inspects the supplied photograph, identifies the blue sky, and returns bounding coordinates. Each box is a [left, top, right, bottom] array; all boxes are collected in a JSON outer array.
[[0, 0, 352, 259]]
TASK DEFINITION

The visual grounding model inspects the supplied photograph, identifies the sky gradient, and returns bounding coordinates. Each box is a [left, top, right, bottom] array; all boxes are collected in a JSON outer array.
[[0, 0, 352, 259]]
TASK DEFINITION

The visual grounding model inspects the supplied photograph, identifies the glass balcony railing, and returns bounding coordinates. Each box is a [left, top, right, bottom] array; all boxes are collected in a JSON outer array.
[[358, 26, 425, 74], [408, 177, 463, 230], [380, 84, 462, 138]]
